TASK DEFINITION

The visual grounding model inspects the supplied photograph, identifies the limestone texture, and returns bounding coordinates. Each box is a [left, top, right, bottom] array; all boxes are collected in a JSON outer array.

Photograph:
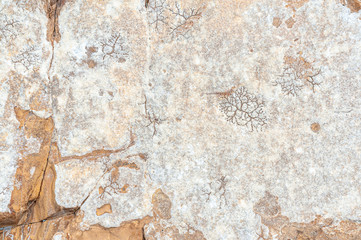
[[0, 0, 360, 239]]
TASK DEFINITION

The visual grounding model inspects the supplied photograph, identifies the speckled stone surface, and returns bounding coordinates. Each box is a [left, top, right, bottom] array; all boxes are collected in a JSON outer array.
[[0, 0, 360, 239]]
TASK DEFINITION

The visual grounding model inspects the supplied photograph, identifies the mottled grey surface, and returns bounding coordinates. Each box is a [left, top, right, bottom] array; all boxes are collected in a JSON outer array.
[[0, 0, 360, 239]]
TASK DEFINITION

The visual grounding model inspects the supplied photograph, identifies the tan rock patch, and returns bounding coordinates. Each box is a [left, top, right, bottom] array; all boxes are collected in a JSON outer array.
[[341, 0, 361, 12], [151, 188, 172, 220], [96, 204, 112, 216], [286, 17, 296, 28], [254, 191, 361, 239], [311, 122, 321, 132], [272, 17, 282, 28]]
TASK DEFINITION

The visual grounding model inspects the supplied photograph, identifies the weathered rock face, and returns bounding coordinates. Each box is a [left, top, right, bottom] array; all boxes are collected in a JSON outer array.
[[0, 0, 360, 239]]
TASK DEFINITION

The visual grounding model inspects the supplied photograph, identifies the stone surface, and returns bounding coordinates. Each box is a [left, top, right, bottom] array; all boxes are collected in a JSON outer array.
[[0, 0, 360, 239]]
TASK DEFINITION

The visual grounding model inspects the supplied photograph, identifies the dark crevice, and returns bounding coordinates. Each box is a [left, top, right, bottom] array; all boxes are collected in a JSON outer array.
[[51, 0, 61, 41], [0, 208, 77, 231], [36, 155, 50, 201], [142, 226, 147, 240], [45, 0, 66, 44]]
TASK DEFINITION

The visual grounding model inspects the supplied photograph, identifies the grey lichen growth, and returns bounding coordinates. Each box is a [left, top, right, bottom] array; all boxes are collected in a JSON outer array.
[[141, 94, 165, 137], [168, 2, 203, 39], [219, 87, 267, 131], [12, 45, 41, 70], [0, 13, 19, 43], [147, 0, 168, 31], [146, 0, 204, 40], [274, 56, 322, 96], [203, 176, 229, 209], [99, 31, 129, 63]]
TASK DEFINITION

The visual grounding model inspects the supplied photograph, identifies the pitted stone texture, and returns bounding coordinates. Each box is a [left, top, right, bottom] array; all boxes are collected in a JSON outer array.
[[0, 0, 360, 239]]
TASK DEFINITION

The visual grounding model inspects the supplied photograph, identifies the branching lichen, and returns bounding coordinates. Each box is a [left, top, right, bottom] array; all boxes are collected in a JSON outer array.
[[147, 0, 168, 31], [146, 1, 204, 39], [99, 31, 129, 63], [141, 94, 164, 137], [0, 13, 19, 42], [12, 45, 40, 70], [168, 2, 202, 39], [274, 56, 321, 96], [202, 176, 229, 209], [219, 87, 267, 131]]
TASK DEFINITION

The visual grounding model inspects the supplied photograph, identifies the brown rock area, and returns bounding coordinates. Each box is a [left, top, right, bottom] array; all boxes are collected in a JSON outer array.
[[254, 192, 361, 239], [311, 123, 321, 133], [43, 0, 67, 44], [0, 108, 77, 239], [0, 111, 204, 239], [341, 0, 361, 12], [0, 107, 55, 227], [96, 204, 112, 216], [144, 189, 206, 240], [272, 17, 282, 28], [285, 17, 296, 28], [284, 0, 310, 11], [152, 188, 172, 220]]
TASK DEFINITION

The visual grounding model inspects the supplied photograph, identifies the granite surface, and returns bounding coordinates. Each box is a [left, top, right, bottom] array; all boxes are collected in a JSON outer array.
[[0, 0, 360, 239]]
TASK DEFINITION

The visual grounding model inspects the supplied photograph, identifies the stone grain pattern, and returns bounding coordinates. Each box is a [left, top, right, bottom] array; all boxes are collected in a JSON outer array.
[[0, 0, 360, 239]]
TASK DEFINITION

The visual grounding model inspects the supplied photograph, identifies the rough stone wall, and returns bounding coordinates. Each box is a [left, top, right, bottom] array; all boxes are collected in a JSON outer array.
[[0, 0, 360, 239]]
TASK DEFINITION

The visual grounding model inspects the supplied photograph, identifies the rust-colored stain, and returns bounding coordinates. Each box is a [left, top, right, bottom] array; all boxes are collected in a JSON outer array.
[[285, 17, 296, 28], [69, 217, 152, 240], [284, 54, 312, 69], [275, 53, 322, 95], [206, 86, 238, 98], [272, 17, 282, 28], [85, 59, 97, 68], [84, 46, 98, 68], [58, 130, 136, 163], [146, 189, 206, 239], [311, 122, 321, 132], [284, 0, 310, 11], [341, 0, 361, 12], [96, 204, 112, 216], [120, 184, 130, 193], [98, 186, 105, 195], [114, 159, 140, 170]]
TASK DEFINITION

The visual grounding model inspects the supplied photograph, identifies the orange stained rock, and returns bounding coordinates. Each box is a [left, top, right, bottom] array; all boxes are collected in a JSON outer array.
[[8, 107, 54, 216], [254, 191, 361, 239], [58, 129, 136, 163], [272, 17, 282, 27], [341, 0, 361, 12], [99, 186, 105, 195], [285, 17, 296, 28], [113, 159, 140, 170], [311, 122, 321, 132], [96, 204, 112, 216], [120, 184, 130, 193], [284, 0, 310, 11], [0, 113, 77, 238], [1, 174, 206, 240], [71, 217, 152, 240]]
